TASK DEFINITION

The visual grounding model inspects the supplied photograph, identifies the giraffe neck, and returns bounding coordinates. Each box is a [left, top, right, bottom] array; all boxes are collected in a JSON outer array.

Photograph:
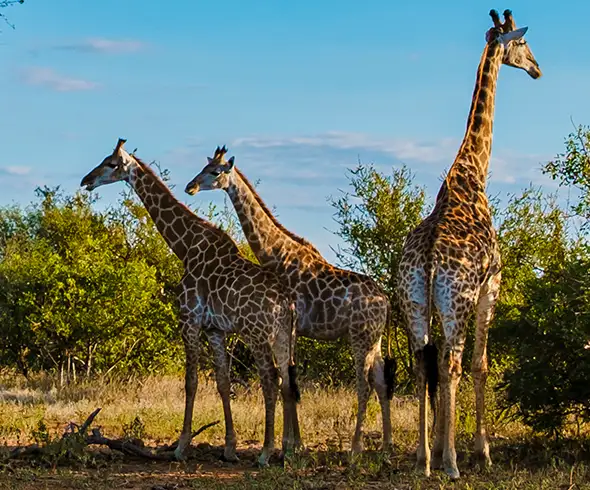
[[129, 158, 235, 260], [447, 40, 504, 189], [225, 167, 325, 267]]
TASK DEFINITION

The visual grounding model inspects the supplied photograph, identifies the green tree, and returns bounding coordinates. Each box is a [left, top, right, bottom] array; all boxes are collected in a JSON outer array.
[[328, 163, 427, 387], [543, 123, 590, 223], [499, 244, 590, 435], [494, 126, 590, 435]]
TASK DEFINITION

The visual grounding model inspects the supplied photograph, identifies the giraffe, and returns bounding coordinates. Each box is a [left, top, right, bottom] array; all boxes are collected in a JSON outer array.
[[80, 138, 301, 467], [185, 146, 395, 454], [397, 9, 541, 480]]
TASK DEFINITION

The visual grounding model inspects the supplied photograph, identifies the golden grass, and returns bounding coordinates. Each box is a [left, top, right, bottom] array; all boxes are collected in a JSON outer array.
[[3, 371, 590, 489], [0, 370, 527, 451]]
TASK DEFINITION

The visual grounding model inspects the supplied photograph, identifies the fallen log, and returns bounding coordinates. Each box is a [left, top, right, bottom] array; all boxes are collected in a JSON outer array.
[[3, 408, 220, 463]]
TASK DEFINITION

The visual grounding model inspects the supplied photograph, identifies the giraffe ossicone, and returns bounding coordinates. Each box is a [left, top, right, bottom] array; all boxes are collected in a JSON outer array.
[[80, 138, 301, 467]]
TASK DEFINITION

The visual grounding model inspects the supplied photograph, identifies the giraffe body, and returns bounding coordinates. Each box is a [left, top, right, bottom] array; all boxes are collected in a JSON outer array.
[[80, 139, 300, 466], [397, 9, 541, 480], [186, 148, 394, 454]]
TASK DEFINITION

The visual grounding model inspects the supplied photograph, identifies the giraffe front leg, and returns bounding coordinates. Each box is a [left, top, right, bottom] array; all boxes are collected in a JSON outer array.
[[253, 343, 279, 467], [472, 271, 500, 469], [175, 321, 201, 461], [207, 330, 239, 463]]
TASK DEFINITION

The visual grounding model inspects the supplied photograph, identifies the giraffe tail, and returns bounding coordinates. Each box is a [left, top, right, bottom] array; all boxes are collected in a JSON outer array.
[[383, 300, 397, 400], [423, 343, 439, 413], [288, 303, 301, 403]]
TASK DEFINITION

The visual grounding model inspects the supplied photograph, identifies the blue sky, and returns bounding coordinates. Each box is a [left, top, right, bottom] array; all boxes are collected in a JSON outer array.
[[1, 0, 589, 263]]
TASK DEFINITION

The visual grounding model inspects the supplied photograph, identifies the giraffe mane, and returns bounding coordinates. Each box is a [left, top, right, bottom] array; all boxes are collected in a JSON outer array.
[[131, 156, 242, 251], [234, 166, 323, 255]]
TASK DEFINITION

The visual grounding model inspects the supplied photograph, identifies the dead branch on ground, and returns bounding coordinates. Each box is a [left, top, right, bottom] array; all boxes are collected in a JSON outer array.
[[3, 408, 220, 463]]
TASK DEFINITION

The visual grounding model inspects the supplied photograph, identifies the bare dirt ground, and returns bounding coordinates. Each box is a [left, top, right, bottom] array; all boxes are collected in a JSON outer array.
[[3, 440, 590, 490]]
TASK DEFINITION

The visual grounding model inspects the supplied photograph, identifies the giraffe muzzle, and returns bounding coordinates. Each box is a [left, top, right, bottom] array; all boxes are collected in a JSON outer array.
[[185, 181, 199, 195]]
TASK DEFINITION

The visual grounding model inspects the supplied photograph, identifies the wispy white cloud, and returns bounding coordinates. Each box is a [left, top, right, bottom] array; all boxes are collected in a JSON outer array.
[[54, 38, 146, 54], [167, 131, 558, 265], [229, 132, 555, 191], [0, 166, 31, 176], [232, 131, 459, 165], [20, 67, 98, 92], [489, 150, 553, 188]]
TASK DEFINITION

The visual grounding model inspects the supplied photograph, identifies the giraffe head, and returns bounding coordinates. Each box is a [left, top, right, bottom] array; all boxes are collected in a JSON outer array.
[[486, 9, 541, 79], [184, 145, 235, 195], [80, 138, 136, 191]]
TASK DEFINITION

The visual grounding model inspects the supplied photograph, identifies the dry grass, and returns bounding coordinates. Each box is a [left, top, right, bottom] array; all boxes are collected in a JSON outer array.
[[0, 371, 589, 489]]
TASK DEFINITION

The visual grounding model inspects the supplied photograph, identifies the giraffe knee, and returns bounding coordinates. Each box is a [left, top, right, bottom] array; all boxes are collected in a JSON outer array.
[[440, 350, 462, 381], [471, 359, 488, 381]]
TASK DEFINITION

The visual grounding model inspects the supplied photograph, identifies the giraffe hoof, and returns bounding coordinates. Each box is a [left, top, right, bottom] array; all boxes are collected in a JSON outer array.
[[474, 450, 492, 469], [173, 447, 187, 461], [257, 457, 270, 468], [415, 459, 431, 477], [444, 466, 461, 480], [351, 442, 364, 455], [220, 452, 239, 463]]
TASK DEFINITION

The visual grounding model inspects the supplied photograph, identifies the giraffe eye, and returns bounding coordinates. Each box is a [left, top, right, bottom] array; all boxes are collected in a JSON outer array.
[[211, 170, 221, 177]]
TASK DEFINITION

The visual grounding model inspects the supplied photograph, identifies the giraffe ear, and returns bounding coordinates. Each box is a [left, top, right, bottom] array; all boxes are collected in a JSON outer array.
[[207, 157, 213, 164], [499, 26, 528, 45], [225, 156, 235, 172]]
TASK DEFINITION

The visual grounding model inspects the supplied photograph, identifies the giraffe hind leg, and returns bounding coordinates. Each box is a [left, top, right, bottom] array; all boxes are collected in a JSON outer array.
[[350, 336, 375, 455], [369, 339, 393, 452], [272, 326, 300, 458], [472, 271, 500, 469], [207, 330, 239, 463]]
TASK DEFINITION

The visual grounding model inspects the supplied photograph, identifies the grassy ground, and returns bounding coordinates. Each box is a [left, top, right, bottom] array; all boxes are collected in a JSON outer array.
[[0, 372, 589, 489]]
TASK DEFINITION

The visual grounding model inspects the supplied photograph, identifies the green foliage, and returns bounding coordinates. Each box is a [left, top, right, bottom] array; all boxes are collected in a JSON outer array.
[[328, 163, 427, 387], [499, 245, 590, 435], [0, 187, 183, 378], [491, 186, 569, 365], [544, 124, 590, 222], [495, 127, 590, 435]]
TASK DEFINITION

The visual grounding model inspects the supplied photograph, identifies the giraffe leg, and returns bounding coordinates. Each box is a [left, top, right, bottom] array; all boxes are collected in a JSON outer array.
[[472, 271, 500, 469], [414, 348, 430, 475], [432, 389, 445, 469], [437, 342, 463, 480], [252, 343, 279, 467], [272, 327, 298, 457], [399, 266, 432, 475], [370, 339, 393, 452], [175, 323, 201, 461], [207, 330, 239, 463], [350, 343, 373, 455]]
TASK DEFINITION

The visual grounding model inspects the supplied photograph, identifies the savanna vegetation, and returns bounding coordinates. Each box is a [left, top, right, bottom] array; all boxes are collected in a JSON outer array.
[[2, 127, 590, 488]]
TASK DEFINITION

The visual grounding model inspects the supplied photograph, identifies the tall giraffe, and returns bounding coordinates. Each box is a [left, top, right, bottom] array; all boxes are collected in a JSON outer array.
[[185, 147, 395, 454], [397, 9, 541, 480], [80, 138, 301, 467]]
